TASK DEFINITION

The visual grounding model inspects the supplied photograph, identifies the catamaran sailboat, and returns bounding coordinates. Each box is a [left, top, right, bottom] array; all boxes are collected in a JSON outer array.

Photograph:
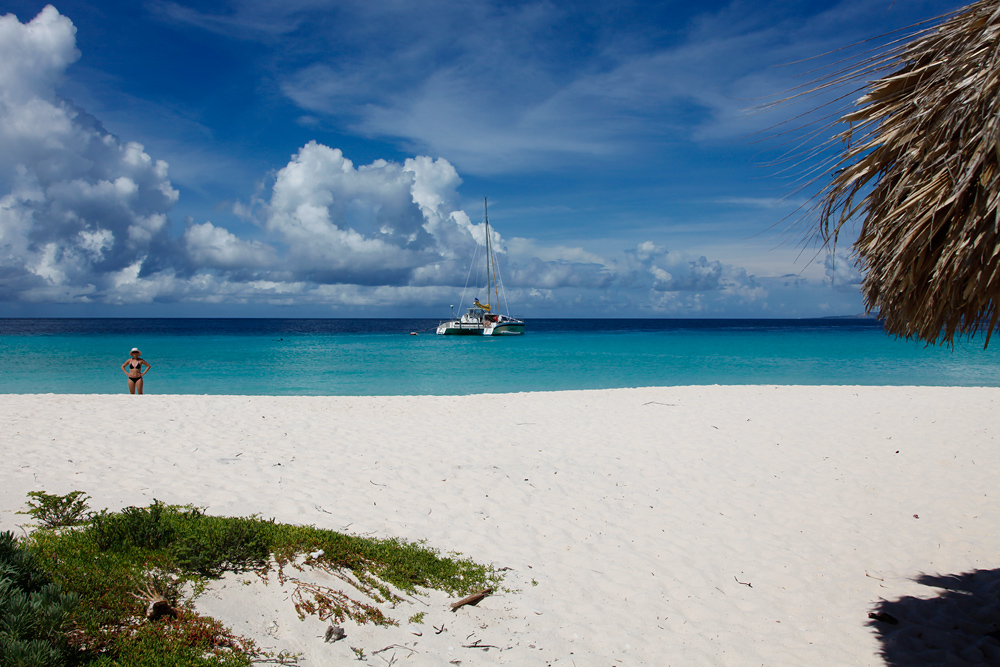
[[437, 199, 525, 336]]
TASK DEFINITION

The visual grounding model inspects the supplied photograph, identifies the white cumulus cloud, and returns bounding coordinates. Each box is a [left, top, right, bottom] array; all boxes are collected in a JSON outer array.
[[0, 5, 180, 302], [256, 141, 479, 286], [183, 221, 275, 270]]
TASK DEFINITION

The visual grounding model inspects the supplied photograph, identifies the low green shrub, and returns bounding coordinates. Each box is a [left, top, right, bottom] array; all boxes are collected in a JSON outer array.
[[90, 503, 273, 576], [90, 501, 181, 552], [171, 514, 274, 576], [18, 490, 92, 529]]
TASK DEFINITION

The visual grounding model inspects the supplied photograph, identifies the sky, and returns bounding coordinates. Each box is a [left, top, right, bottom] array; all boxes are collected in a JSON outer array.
[[0, 0, 965, 318]]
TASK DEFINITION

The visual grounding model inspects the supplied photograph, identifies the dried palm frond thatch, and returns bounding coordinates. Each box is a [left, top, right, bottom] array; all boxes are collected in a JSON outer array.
[[813, 0, 1000, 346]]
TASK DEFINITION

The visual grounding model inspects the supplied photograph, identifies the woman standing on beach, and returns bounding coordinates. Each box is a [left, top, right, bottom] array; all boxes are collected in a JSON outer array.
[[121, 347, 150, 394]]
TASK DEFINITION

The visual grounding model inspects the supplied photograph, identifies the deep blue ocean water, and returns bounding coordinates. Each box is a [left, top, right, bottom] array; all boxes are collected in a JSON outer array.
[[1, 318, 998, 395]]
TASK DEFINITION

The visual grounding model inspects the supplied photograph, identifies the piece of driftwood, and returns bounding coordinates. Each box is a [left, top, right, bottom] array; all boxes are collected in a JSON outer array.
[[450, 588, 493, 612], [132, 577, 178, 621]]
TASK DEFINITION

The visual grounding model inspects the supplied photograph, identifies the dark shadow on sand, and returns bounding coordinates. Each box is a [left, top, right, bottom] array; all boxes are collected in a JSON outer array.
[[869, 569, 1000, 665]]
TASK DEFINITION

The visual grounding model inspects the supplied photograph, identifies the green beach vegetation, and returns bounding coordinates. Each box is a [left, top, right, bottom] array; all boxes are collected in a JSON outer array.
[[3, 491, 502, 666]]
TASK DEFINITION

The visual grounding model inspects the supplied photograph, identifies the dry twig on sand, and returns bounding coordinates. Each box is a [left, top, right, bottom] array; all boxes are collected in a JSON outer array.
[[450, 587, 493, 612]]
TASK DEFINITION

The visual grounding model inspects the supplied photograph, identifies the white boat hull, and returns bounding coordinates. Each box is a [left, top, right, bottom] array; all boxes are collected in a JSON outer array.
[[436, 317, 524, 336]]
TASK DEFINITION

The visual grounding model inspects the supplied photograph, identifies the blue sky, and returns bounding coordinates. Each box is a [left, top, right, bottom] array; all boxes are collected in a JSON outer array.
[[0, 0, 963, 317]]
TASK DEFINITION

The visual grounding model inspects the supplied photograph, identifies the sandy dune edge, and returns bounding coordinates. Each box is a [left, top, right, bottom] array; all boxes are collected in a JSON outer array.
[[2, 386, 999, 666]]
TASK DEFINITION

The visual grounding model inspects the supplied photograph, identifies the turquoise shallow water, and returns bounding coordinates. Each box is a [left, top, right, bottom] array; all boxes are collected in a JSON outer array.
[[1, 318, 998, 395]]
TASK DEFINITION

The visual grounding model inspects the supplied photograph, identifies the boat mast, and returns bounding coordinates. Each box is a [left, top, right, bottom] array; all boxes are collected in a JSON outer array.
[[485, 199, 500, 311], [484, 198, 490, 309]]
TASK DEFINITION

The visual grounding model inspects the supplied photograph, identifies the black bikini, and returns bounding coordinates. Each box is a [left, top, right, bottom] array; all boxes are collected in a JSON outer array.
[[129, 360, 142, 380]]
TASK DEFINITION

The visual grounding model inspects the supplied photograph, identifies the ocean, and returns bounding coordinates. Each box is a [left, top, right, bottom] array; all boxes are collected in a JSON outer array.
[[1, 318, 998, 395]]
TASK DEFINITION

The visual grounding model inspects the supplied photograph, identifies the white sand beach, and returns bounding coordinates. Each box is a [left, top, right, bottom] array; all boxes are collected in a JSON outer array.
[[2, 386, 999, 666]]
